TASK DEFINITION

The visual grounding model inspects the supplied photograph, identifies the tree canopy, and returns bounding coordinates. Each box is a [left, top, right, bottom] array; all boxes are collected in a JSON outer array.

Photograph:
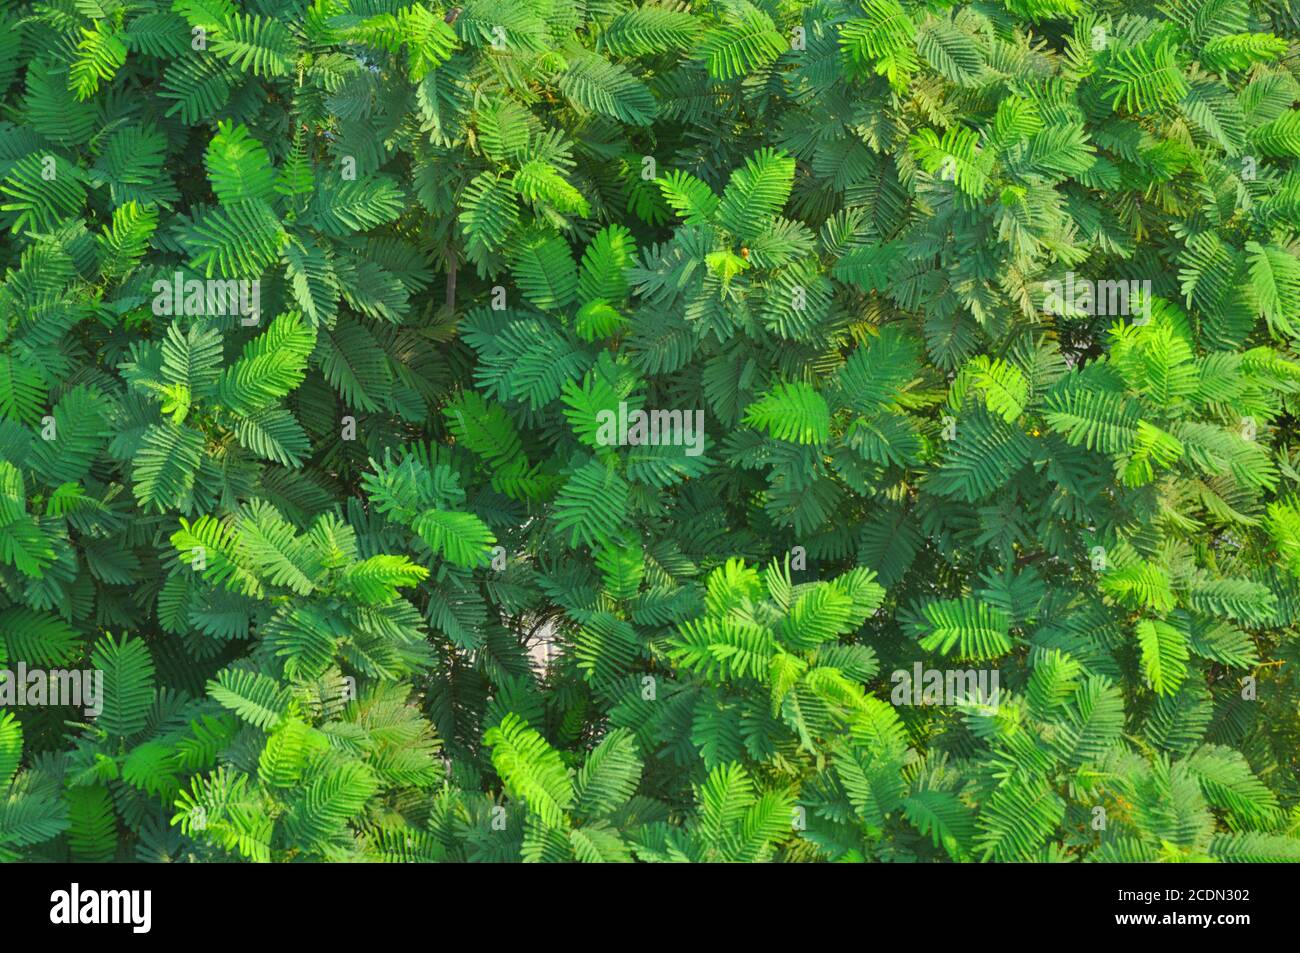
[[1, 0, 1299, 863]]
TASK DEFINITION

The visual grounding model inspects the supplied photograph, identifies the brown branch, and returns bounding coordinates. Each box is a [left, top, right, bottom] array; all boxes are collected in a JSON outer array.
[[444, 252, 458, 312]]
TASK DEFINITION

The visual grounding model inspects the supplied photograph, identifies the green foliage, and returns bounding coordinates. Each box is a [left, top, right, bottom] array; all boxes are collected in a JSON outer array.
[[0, 0, 1297, 866]]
